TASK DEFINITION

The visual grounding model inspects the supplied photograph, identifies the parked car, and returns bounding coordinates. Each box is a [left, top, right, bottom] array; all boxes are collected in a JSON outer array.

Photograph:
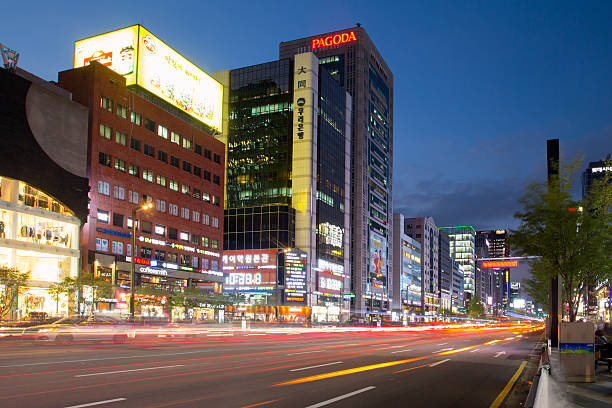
[[21, 315, 134, 343]]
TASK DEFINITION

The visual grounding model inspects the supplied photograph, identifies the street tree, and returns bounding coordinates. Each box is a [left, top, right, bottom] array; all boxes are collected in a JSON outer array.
[[511, 158, 612, 321], [0, 266, 30, 319], [467, 295, 485, 319]]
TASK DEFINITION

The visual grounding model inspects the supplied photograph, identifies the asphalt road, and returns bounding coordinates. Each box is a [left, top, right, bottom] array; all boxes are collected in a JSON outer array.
[[0, 324, 543, 408]]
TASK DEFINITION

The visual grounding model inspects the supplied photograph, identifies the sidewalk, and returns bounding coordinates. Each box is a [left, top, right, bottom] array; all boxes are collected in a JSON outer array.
[[548, 349, 612, 407]]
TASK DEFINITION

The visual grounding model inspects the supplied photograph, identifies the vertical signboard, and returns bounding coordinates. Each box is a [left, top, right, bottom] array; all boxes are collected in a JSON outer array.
[[369, 230, 387, 280], [284, 250, 308, 304]]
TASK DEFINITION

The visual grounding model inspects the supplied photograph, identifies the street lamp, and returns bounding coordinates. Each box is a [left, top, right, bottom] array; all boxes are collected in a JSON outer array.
[[130, 202, 153, 320]]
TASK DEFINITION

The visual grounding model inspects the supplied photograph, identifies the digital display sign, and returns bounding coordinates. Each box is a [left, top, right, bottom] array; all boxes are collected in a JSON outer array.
[[369, 230, 387, 279], [482, 260, 518, 268], [74, 25, 222, 131], [317, 270, 342, 296], [312, 31, 357, 50], [284, 250, 307, 304]]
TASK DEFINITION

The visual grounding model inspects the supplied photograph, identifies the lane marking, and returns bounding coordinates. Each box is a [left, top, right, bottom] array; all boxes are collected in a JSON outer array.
[[394, 362, 435, 373], [305, 386, 376, 408], [391, 349, 413, 354], [437, 343, 448, 346], [290, 361, 343, 372], [75, 364, 185, 377], [287, 350, 326, 356], [389, 345, 406, 348], [470, 349, 481, 353], [65, 398, 126, 408], [239, 400, 278, 408], [433, 348, 453, 353], [429, 359, 450, 367], [489, 361, 527, 408]]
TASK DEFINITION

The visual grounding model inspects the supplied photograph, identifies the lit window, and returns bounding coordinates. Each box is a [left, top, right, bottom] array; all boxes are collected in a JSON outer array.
[[97, 209, 109, 224], [142, 169, 153, 182], [169, 180, 179, 191], [99, 123, 112, 140], [179, 231, 189, 241], [158, 125, 168, 139], [100, 96, 113, 112], [130, 112, 141, 125], [155, 225, 166, 236], [170, 131, 180, 145]]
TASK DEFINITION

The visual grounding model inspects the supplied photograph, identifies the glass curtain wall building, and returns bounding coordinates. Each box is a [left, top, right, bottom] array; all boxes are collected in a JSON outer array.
[[440, 226, 476, 297]]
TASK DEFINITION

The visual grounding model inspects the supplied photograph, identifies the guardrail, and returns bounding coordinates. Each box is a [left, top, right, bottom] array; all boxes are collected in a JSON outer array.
[[525, 345, 552, 408]]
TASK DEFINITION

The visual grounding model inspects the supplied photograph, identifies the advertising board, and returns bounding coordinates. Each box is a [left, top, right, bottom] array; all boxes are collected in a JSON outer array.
[[369, 230, 387, 279], [317, 270, 342, 296], [284, 250, 307, 304]]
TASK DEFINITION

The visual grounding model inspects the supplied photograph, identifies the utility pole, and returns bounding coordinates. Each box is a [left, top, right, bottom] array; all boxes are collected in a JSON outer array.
[[547, 139, 561, 347]]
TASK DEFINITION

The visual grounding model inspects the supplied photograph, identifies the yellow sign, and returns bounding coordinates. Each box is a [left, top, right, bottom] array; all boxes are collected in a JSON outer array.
[[74, 25, 222, 131]]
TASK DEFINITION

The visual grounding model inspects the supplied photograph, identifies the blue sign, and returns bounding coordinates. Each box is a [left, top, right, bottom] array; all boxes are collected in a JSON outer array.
[[96, 227, 131, 238], [559, 343, 595, 354]]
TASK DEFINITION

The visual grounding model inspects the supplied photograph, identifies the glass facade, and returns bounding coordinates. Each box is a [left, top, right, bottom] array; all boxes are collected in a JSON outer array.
[[441, 226, 476, 296], [401, 236, 422, 308], [224, 205, 295, 250]]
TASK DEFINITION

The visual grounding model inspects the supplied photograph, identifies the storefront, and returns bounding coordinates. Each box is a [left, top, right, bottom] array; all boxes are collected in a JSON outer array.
[[225, 305, 311, 323]]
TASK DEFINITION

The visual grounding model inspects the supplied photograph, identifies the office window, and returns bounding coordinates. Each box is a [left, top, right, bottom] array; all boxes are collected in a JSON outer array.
[[130, 112, 141, 125], [154, 250, 165, 261], [181, 184, 190, 195], [129, 164, 140, 177], [191, 256, 198, 268], [155, 199, 166, 213], [114, 158, 126, 173], [182, 161, 191, 173], [115, 130, 127, 146], [99, 152, 111, 167], [179, 231, 189, 242], [180, 254, 190, 266], [144, 144, 155, 157], [144, 118, 156, 132], [192, 188, 201, 200], [155, 224, 166, 236], [211, 239, 218, 249], [194, 143, 202, 155], [127, 243, 132, 257], [170, 131, 180, 145], [202, 192, 211, 203], [113, 213, 124, 227], [141, 220, 153, 234], [167, 252, 177, 263], [99, 123, 112, 139], [170, 156, 180, 168], [96, 238, 109, 252], [158, 125, 168, 139], [201, 236, 209, 247], [203, 171, 211, 181], [112, 241, 124, 255], [180, 207, 190, 220], [191, 233, 199, 245], [202, 214, 210, 225], [213, 153, 221, 164], [113, 185, 125, 200], [100, 96, 112, 112], [156, 174, 167, 187], [169, 180, 179, 191], [97, 209, 109, 224], [130, 137, 141, 152], [169, 203, 179, 216], [212, 195, 219, 206], [213, 174, 220, 185], [142, 194, 153, 203], [211, 260, 219, 271], [192, 211, 200, 223], [193, 166, 201, 177], [116, 103, 127, 119], [98, 181, 110, 196], [182, 138, 192, 150], [212, 217, 219, 228], [128, 190, 139, 204], [157, 150, 168, 163], [204, 149, 211, 159], [168, 228, 178, 240], [142, 169, 153, 182]]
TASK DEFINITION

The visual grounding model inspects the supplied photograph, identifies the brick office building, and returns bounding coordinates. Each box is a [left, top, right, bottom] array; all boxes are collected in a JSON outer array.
[[58, 61, 225, 313]]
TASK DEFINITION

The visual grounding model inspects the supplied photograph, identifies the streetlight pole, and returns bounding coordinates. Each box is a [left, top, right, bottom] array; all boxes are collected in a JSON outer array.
[[130, 203, 152, 320]]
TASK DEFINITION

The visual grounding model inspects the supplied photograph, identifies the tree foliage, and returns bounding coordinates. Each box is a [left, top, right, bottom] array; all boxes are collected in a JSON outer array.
[[467, 295, 486, 318], [0, 266, 30, 319], [510, 157, 612, 321]]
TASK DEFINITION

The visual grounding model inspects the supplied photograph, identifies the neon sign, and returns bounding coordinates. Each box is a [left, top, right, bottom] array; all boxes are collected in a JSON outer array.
[[312, 31, 357, 50], [482, 260, 518, 268]]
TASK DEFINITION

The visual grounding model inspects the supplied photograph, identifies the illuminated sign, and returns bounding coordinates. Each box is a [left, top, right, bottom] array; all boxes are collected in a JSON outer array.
[[482, 260, 518, 268], [318, 222, 344, 248], [222, 249, 276, 268], [312, 31, 357, 50], [284, 250, 308, 304], [592, 166, 612, 173], [138, 266, 168, 276], [318, 271, 342, 295], [369, 230, 387, 279], [317, 259, 343, 275], [510, 282, 521, 290], [225, 272, 262, 286], [75, 25, 222, 130]]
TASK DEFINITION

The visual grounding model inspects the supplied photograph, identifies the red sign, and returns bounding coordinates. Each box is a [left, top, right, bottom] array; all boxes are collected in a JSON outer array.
[[317, 271, 342, 296], [312, 31, 357, 50], [482, 260, 518, 268], [134, 258, 150, 265]]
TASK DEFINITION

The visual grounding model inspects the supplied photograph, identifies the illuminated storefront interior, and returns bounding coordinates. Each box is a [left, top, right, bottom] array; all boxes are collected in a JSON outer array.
[[0, 177, 80, 318]]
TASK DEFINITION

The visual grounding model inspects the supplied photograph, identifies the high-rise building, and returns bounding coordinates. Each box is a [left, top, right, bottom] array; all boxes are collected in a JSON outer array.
[[404, 217, 439, 314], [582, 158, 612, 200], [215, 52, 352, 322], [279, 27, 394, 318], [392, 213, 422, 314], [477, 229, 510, 310], [438, 230, 452, 310], [440, 226, 476, 297], [451, 261, 465, 311], [59, 26, 226, 315]]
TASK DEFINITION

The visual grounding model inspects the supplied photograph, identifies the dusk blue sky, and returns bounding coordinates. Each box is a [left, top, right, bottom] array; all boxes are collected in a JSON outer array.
[[3, 1, 611, 231]]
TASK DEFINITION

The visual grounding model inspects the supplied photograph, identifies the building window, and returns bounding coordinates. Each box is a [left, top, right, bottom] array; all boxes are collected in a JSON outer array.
[[202, 192, 211, 203], [213, 153, 221, 164], [112, 241, 124, 255], [211, 260, 219, 271], [170, 131, 180, 145], [169, 180, 179, 191], [154, 250, 165, 261], [193, 166, 201, 177], [155, 224, 166, 236], [182, 161, 191, 173], [144, 144, 155, 157], [157, 150, 168, 163], [204, 149, 211, 159], [100, 96, 113, 112], [156, 174, 167, 187], [191, 234, 200, 245], [168, 228, 178, 240], [116, 103, 127, 119], [142, 194, 153, 203], [170, 155, 180, 168], [213, 175, 220, 185], [181, 184, 190, 196], [142, 169, 153, 182], [211, 239, 218, 249], [192, 188, 201, 200], [202, 214, 210, 225], [141, 220, 153, 234], [179, 231, 189, 242], [180, 207, 190, 219], [212, 195, 219, 206], [167, 252, 177, 263], [128, 190, 139, 204], [129, 164, 140, 178], [155, 199, 166, 213], [99, 152, 112, 167], [182, 138, 192, 150], [157, 125, 168, 139], [115, 130, 127, 146], [98, 181, 110, 196], [140, 246, 152, 258], [180, 254, 190, 266], [130, 137, 141, 152], [194, 144, 202, 155], [99, 123, 112, 139], [114, 158, 126, 173], [96, 238, 109, 252], [192, 211, 200, 223], [127, 243, 132, 257], [191, 256, 198, 268], [113, 213, 124, 227], [144, 118, 156, 132], [130, 112, 141, 125], [97, 209, 109, 224], [212, 217, 219, 228], [113, 185, 125, 200], [203, 171, 211, 181], [201, 236, 209, 247], [201, 258, 209, 269], [169, 203, 178, 216]]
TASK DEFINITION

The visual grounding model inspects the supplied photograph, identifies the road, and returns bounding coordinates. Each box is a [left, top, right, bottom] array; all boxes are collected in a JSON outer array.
[[0, 324, 543, 408]]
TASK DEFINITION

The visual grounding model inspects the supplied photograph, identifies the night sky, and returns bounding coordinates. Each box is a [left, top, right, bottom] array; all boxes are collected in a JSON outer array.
[[3, 1, 611, 232]]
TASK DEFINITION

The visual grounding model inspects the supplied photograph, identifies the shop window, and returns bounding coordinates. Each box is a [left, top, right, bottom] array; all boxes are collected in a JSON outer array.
[[156, 174, 167, 187], [116, 103, 127, 119], [142, 169, 153, 182], [168, 228, 178, 240], [129, 164, 140, 178], [141, 220, 152, 234], [170, 156, 180, 168], [115, 130, 127, 146], [170, 131, 180, 145], [96, 238, 109, 252], [113, 185, 125, 200], [180, 254, 190, 266], [144, 118, 156, 132], [155, 199, 166, 213], [192, 211, 200, 223], [212, 217, 219, 228], [211, 239, 218, 249], [98, 181, 110, 196], [191, 256, 198, 268], [157, 150, 168, 163], [213, 175, 220, 185], [201, 236, 209, 247], [204, 149, 211, 159], [155, 224, 166, 236], [201, 258, 209, 269], [182, 161, 191, 173], [130, 137, 141, 152], [169, 204, 178, 216], [179, 231, 189, 242], [157, 124, 168, 139], [213, 153, 221, 164], [97, 209, 109, 224], [112, 241, 124, 254], [130, 112, 141, 126], [113, 213, 124, 227], [100, 123, 112, 139], [144, 144, 155, 158], [193, 166, 201, 178], [100, 96, 113, 112], [194, 143, 202, 155], [169, 180, 179, 192], [203, 170, 211, 181], [180, 207, 190, 220], [99, 152, 112, 167], [128, 190, 139, 204], [182, 138, 192, 150], [114, 158, 126, 173]]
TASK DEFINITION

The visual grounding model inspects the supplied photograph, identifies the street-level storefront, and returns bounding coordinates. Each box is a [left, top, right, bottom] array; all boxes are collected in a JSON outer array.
[[225, 305, 311, 323]]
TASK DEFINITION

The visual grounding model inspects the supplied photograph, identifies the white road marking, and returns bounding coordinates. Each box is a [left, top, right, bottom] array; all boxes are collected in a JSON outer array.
[[470, 349, 481, 353], [437, 343, 448, 346], [391, 349, 413, 354], [432, 348, 453, 353], [429, 359, 451, 367], [65, 398, 126, 408], [389, 345, 406, 348], [305, 386, 376, 408], [290, 361, 343, 372], [494, 351, 507, 358], [343, 343, 361, 346], [287, 350, 326, 356], [75, 364, 185, 377]]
